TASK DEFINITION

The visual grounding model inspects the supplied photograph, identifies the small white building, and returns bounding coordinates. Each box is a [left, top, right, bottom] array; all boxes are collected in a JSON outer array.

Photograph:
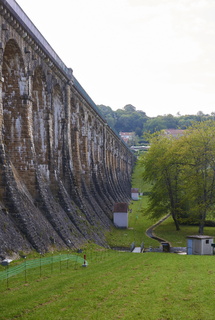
[[113, 203, 128, 228], [187, 235, 214, 255], [131, 188, 139, 201]]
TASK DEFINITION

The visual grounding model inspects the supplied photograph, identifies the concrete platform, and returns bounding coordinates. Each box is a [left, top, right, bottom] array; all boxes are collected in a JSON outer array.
[[132, 247, 142, 253]]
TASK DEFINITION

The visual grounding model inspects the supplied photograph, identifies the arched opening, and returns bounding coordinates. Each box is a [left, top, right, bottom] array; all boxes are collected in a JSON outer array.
[[53, 83, 64, 175], [2, 39, 29, 171], [79, 106, 88, 173], [32, 66, 50, 177]]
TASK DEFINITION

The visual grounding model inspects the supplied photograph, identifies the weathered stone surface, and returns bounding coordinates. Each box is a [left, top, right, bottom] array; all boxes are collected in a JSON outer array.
[[0, 0, 135, 257]]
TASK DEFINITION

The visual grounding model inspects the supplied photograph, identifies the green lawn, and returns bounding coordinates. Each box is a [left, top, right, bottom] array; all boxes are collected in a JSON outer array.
[[154, 215, 215, 247], [1, 249, 215, 320], [105, 194, 159, 249], [1, 161, 215, 319]]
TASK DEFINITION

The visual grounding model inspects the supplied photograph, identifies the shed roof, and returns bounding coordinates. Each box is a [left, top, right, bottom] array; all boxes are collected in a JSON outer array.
[[186, 235, 214, 240], [131, 188, 139, 193], [113, 203, 128, 212]]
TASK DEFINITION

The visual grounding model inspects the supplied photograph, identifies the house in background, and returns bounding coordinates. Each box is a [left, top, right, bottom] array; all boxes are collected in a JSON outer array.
[[163, 129, 185, 138], [119, 132, 136, 144]]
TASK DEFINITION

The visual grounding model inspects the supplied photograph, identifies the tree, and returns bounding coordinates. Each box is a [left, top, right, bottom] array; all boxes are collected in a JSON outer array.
[[196, 110, 204, 121], [123, 104, 136, 112], [97, 105, 116, 128], [141, 120, 215, 234], [135, 127, 143, 137], [141, 134, 183, 230], [178, 121, 215, 234], [162, 114, 178, 129], [144, 117, 166, 133]]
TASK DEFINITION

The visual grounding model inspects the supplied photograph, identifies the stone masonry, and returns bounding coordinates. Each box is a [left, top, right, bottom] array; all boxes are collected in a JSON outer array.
[[0, 0, 135, 256]]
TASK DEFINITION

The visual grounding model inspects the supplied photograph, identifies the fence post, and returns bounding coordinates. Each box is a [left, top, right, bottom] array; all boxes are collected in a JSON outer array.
[[24, 258, 27, 283], [51, 253, 53, 274], [82, 254, 87, 267], [74, 255, 78, 270], [6, 265, 9, 289], [40, 254, 42, 277]]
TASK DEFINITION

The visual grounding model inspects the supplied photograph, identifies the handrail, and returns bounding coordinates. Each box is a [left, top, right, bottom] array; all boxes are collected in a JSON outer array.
[[130, 242, 135, 252]]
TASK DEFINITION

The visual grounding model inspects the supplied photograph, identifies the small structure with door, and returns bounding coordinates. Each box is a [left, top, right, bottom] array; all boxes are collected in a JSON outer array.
[[113, 203, 128, 228], [131, 188, 139, 201], [187, 235, 214, 255]]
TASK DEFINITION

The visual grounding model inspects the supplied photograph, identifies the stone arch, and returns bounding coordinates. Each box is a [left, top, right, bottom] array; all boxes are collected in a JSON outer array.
[[2, 39, 29, 170], [86, 113, 92, 135], [95, 124, 103, 164], [52, 83, 64, 174], [32, 66, 50, 176], [79, 105, 86, 136], [69, 94, 78, 162], [106, 134, 112, 172], [87, 114, 94, 166], [78, 105, 88, 173], [70, 94, 78, 127]]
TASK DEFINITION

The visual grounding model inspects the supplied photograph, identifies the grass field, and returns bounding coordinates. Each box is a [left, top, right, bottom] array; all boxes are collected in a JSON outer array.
[[154, 216, 215, 247], [1, 249, 215, 320], [1, 162, 215, 319]]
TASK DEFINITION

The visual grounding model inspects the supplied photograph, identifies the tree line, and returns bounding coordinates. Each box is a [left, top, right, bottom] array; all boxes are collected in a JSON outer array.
[[97, 104, 215, 138], [140, 121, 215, 234]]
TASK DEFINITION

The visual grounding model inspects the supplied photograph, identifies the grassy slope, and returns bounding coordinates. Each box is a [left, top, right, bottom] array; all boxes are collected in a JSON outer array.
[[125, 159, 215, 248], [1, 161, 215, 319], [1, 250, 215, 320], [154, 216, 215, 247], [106, 160, 159, 248], [105, 193, 159, 249]]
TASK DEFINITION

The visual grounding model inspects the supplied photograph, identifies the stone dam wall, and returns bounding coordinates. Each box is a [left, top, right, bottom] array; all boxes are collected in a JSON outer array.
[[0, 0, 135, 256]]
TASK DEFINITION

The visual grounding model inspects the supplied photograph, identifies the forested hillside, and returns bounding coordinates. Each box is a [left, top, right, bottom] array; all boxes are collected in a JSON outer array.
[[97, 104, 215, 137]]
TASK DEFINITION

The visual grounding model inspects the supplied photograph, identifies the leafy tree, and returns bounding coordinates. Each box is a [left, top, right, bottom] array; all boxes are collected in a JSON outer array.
[[144, 117, 166, 133], [97, 105, 116, 128], [135, 127, 143, 137], [177, 116, 194, 129], [123, 104, 136, 112], [196, 110, 204, 121], [141, 134, 183, 230], [97, 104, 215, 148], [114, 106, 148, 133], [141, 120, 215, 234], [162, 114, 179, 129], [115, 114, 132, 132], [177, 121, 215, 234]]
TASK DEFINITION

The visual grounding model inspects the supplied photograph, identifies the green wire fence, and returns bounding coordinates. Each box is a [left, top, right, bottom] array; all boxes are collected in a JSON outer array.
[[0, 254, 87, 282]]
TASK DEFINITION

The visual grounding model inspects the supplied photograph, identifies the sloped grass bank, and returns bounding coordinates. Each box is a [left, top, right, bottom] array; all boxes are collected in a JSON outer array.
[[155, 215, 215, 247], [2, 160, 215, 319], [105, 194, 159, 249], [1, 249, 215, 320], [106, 160, 215, 249]]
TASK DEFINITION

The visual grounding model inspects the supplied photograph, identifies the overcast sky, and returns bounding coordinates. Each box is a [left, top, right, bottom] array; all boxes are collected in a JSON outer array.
[[15, 0, 215, 117]]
